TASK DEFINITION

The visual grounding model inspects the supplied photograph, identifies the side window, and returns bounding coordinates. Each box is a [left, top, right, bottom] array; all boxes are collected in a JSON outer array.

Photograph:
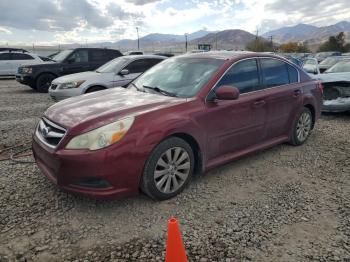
[[11, 53, 34, 60], [67, 50, 88, 63], [90, 50, 106, 62], [143, 59, 163, 70], [124, 59, 148, 74], [287, 64, 299, 83], [0, 53, 10, 60], [216, 59, 260, 94], [261, 58, 289, 87]]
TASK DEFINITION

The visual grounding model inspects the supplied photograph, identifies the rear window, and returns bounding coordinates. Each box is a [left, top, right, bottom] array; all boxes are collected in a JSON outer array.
[[261, 58, 289, 87]]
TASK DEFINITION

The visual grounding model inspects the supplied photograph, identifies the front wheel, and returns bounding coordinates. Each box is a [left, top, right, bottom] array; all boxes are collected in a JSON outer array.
[[141, 137, 194, 200], [36, 74, 56, 93], [290, 107, 313, 146]]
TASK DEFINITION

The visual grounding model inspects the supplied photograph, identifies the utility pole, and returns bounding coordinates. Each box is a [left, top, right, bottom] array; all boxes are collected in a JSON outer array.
[[136, 27, 140, 50], [255, 27, 259, 51], [270, 35, 273, 51], [185, 33, 188, 52]]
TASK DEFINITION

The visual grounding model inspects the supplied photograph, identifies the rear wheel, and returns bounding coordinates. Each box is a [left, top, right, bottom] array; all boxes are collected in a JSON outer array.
[[36, 74, 56, 93], [86, 86, 105, 93], [290, 107, 313, 146], [141, 137, 194, 200]]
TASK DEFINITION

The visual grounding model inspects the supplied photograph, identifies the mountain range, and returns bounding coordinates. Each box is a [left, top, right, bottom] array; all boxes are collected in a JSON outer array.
[[55, 21, 350, 52], [262, 21, 350, 44]]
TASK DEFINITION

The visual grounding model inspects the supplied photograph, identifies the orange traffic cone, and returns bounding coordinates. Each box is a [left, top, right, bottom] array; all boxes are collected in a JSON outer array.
[[165, 218, 188, 262]]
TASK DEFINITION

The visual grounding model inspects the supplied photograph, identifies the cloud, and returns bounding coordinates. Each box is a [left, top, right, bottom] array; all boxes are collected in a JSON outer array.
[[0, 0, 112, 31], [126, 0, 162, 5], [0, 27, 12, 34]]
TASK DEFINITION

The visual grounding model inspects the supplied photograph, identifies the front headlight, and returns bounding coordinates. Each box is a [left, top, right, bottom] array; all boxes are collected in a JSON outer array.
[[22, 67, 32, 74], [65, 117, 134, 150], [60, 80, 86, 89]]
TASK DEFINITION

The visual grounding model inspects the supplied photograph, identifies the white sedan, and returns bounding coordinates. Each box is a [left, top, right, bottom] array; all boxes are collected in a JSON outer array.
[[0, 51, 44, 76], [48, 55, 166, 101]]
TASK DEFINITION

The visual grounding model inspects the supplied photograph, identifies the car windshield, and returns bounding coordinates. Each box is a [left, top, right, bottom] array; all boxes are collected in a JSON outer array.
[[51, 50, 73, 62], [326, 61, 350, 73], [319, 57, 340, 66], [132, 57, 224, 98], [96, 57, 129, 73]]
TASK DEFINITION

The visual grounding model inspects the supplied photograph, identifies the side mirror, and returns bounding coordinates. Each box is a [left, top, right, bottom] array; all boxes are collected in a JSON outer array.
[[313, 69, 318, 75], [119, 69, 129, 76], [214, 86, 240, 100]]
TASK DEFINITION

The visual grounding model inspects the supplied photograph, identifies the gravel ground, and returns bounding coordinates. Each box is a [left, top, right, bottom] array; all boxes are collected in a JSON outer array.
[[0, 79, 349, 262]]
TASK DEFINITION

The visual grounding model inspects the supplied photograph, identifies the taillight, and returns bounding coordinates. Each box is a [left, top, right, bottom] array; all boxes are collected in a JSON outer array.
[[317, 82, 324, 93]]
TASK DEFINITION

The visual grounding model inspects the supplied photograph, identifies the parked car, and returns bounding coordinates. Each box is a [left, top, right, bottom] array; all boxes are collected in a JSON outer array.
[[32, 52, 322, 200], [16, 48, 123, 92], [315, 51, 342, 63], [303, 58, 350, 112], [153, 52, 175, 57], [125, 51, 143, 55], [0, 48, 28, 52], [0, 51, 44, 76], [49, 55, 166, 101], [318, 56, 350, 73]]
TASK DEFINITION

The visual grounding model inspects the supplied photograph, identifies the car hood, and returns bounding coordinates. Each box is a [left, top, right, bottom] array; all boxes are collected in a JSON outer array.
[[52, 71, 109, 83], [44, 88, 186, 130], [310, 72, 350, 83], [21, 61, 57, 68]]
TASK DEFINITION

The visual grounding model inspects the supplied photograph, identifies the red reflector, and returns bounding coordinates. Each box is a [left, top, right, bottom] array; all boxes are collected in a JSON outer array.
[[318, 82, 324, 93]]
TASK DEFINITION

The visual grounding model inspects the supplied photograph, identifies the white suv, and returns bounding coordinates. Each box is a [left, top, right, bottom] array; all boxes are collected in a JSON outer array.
[[0, 51, 43, 76]]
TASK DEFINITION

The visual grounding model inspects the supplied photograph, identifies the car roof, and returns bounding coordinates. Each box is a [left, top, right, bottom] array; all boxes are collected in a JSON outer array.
[[123, 54, 167, 60], [0, 50, 36, 55], [178, 51, 287, 61]]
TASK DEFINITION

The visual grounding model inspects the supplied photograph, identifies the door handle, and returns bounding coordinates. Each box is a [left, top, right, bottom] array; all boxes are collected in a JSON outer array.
[[253, 100, 266, 107], [293, 89, 302, 97]]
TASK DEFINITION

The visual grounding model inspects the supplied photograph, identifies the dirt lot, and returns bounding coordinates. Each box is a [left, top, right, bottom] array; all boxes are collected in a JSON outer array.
[[0, 79, 349, 262]]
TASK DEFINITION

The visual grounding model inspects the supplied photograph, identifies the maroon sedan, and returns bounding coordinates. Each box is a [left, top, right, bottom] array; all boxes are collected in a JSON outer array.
[[32, 52, 323, 200]]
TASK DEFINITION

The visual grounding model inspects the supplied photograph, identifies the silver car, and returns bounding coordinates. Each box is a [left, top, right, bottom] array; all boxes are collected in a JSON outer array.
[[48, 55, 166, 101]]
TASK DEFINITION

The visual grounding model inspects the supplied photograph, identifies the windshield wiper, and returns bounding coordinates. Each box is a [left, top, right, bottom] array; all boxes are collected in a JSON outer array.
[[129, 82, 141, 91], [142, 85, 177, 97]]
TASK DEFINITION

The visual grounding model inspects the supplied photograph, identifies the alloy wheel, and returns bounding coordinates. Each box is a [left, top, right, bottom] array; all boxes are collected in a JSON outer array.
[[154, 147, 191, 194], [296, 111, 312, 142]]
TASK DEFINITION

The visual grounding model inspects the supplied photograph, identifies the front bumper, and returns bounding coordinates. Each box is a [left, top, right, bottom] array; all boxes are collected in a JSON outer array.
[[49, 85, 84, 102], [32, 133, 146, 200], [15, 74, 35, 86]]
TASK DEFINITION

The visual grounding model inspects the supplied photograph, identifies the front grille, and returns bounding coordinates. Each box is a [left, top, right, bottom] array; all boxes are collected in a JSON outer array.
[[17, 67, 23, 74], [36, 118, 66, 148], [50, 84, 58, 90]]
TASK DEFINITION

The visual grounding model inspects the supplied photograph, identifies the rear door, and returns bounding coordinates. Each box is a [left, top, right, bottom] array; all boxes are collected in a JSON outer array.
[[89, 49, 109, 70], [0, 53, 11, 75], [259, 58, 303, 139], [203, 58, 268, 161]]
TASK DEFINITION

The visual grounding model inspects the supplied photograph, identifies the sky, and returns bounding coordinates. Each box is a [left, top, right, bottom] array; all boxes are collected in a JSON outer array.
[[0, 0, 349, 45]]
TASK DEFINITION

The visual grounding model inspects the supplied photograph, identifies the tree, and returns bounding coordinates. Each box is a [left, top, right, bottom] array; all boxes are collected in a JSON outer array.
[[279, 42, 310, 53], [246, 37, 274, 52], [318, 32, 350, 52]]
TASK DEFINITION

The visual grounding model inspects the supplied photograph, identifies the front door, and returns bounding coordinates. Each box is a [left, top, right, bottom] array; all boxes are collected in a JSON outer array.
[[200, 58, 268, 161]]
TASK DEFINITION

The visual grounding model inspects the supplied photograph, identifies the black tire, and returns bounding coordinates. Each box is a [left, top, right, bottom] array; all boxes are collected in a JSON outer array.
[[36, 74, 56, 93], [86, 86, 105, 93], [141, 137, 194, 200], [29, 84, 37, 90], [290, 107, 313, 146]]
